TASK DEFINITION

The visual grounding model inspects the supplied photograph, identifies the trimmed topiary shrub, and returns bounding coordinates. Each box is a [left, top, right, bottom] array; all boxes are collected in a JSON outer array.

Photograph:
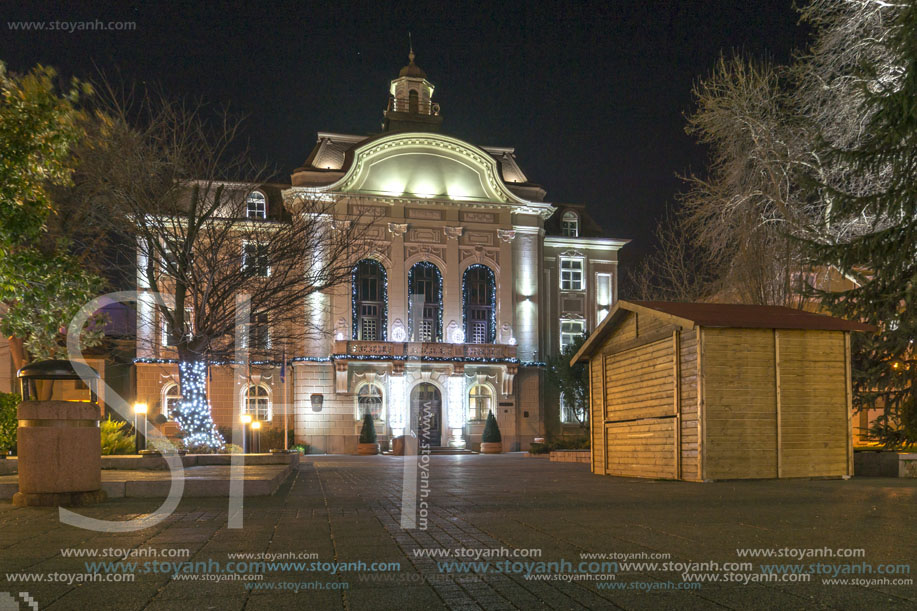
[[482, 410, 502, 443], [359, 413, 377, 444]]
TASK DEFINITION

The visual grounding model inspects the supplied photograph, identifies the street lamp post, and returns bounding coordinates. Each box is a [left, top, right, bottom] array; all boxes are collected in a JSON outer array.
[[241, 413, 252, 453], [251, 420, 262, 453], [133, 403, 148, 453]]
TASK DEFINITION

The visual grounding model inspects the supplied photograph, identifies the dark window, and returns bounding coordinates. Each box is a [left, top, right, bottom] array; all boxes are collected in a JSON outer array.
[[246, 191, 267, 219], [463, 265, 495, 344], [408, 262, 442, 342], [248, 313, 270, 351], [352, 259, 387, 341], [408, 89, 419, 113], [242, 242, 270, 277]]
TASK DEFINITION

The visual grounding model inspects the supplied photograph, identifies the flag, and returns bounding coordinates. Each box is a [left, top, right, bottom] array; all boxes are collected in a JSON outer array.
[[280, 348, 286, 383]]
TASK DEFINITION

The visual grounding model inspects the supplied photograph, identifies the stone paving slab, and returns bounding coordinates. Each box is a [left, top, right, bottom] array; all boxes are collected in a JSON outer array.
[[0, 463, 294, 499], [0, 455, 914, 610]]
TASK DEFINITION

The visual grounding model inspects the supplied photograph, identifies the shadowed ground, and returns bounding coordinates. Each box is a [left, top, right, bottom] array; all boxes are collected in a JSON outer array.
[[0, 454, 914, 610]]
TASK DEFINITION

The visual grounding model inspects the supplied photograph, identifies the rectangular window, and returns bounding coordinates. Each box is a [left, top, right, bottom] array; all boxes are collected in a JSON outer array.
[[560, 257, 584, 291], [560, 319, 585, 350], [162, 309, 193, 347], [596, 272, 613, 324], [242, 242, 270, 277], [248, 314, 270, 351]]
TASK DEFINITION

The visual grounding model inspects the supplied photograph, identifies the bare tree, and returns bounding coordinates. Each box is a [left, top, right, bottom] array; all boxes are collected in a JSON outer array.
[[82, 86, 373, 448], [624, 209, 716, 302]]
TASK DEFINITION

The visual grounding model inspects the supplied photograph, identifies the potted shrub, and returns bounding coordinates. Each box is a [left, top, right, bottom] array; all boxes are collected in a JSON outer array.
[[357, 414, 380, 455], [480, 410, 503, 454]]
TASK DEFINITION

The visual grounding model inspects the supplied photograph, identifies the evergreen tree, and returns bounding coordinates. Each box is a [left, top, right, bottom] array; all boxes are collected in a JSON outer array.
[[810, 3, 917, 446], [482, 410, 501, 443], [546, 333, 590, 428]]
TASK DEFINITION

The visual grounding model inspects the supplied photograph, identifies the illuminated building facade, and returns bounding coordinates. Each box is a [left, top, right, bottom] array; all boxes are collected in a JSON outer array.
[[134, 52, 627, 452]]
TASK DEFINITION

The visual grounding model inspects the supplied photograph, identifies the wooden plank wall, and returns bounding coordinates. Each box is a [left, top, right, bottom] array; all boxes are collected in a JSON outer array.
[[605, 419, 677, 478], [598, 311, 680, 479], [590, 357, 605, 474], [702, 328, 778, 480], [777, 330, 848, 477], [678, 329, 700, 481]]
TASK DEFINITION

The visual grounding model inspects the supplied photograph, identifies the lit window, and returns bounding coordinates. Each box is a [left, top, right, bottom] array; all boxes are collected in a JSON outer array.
[[245, 384, 271, 421], [596, 273, 613, 323], [560, 257, 584, 291], [248, 313, 270, 351], [560, 392, 580, 424], [163, 383, 182, 418], [242, 242, 270, 277], [357, 384, 384, 420], [561, 211, 579, 237], [560, 319, 585, 350], [468, 385, 492, 422], [162, 308, 193, 347], [246, 191, 267, 219]]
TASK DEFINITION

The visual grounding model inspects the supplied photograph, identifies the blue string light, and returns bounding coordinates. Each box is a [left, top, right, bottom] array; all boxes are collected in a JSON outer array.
[[462, 264, 497, 343], [351, 259, 388, 341]]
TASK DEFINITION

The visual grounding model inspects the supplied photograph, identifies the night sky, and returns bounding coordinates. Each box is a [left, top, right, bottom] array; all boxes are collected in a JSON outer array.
[[1, 0, 807, 267]]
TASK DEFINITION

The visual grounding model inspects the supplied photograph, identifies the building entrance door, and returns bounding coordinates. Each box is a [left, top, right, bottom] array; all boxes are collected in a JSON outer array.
[[410, 383, 442, 446]]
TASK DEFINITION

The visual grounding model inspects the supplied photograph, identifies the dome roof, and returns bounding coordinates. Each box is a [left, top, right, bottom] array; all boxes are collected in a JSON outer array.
[[398, 50, 427, 79]]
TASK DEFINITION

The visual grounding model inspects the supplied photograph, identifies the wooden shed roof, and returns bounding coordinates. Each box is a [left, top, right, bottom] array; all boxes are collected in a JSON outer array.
[[572, 300, 874, 364]]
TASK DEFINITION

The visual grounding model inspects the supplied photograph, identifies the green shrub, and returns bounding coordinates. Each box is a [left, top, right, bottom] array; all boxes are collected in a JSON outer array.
[[0, 392, 19, 455], [292, 443, 311, 455], [218, 443, 244, 454], [527, 436, 590, 455], [482, 410, 502, 443], [146, 436, 186, 454], [359, 414, 377, 444], [101, 417, 135, 455], [259, 426, 294, 450]]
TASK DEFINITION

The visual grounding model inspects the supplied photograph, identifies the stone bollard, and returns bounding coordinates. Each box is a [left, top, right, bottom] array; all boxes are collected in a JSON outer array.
[[12, 360, 106, 507]]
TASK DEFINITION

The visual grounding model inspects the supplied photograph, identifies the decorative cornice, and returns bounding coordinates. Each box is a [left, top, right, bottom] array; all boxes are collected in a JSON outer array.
[[443, 226, 464, 239], [387, 222, 408, 237]]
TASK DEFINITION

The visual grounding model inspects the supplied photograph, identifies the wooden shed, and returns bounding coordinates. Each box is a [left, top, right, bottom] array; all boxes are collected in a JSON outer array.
[[571, 301, 873, 482]]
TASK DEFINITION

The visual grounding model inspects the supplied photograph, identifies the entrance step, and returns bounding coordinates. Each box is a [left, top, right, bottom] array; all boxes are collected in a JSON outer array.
[[382, 447, 478, 456]]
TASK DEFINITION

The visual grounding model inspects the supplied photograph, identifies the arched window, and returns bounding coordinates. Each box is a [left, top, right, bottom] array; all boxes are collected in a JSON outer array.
[[162, 383, 182, 419], [246, 191, 267, 219], [408, 262, 442, 342], [560, 392, 578, 424], [463, 264, 496, 344], [357, 384, 384, 420], [561, 211, 579, 237], [245, 384, 271, 421], [352, 259, 387, 341], [408, 89, 419, 114], [468, 384, 492, 422]]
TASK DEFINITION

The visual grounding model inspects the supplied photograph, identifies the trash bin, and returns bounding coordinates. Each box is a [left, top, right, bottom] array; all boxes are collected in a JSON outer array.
[[13, 360, 106, 507], [391, 435, 405, 456]]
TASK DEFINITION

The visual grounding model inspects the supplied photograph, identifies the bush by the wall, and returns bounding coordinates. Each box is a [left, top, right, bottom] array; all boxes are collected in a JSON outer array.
[[101, 417, 135, 455], [0, 393, 19, 456], [528, 436, 590, 455]]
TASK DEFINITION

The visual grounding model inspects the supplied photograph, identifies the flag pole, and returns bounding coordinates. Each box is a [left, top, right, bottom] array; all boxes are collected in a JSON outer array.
[[282, 349, 288, 450]]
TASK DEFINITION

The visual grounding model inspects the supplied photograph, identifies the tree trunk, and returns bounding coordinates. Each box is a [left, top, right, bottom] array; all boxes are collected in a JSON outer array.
[[7, 336, 25, 373], [176, 348, 223, 449]]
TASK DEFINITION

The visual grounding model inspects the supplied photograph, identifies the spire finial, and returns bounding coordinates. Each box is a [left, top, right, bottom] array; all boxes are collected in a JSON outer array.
[[408, 32, 415, 63]]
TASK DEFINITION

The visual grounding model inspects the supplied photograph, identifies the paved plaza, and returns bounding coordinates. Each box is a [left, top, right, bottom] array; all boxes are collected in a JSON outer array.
[[0, 454, 915, 610]]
